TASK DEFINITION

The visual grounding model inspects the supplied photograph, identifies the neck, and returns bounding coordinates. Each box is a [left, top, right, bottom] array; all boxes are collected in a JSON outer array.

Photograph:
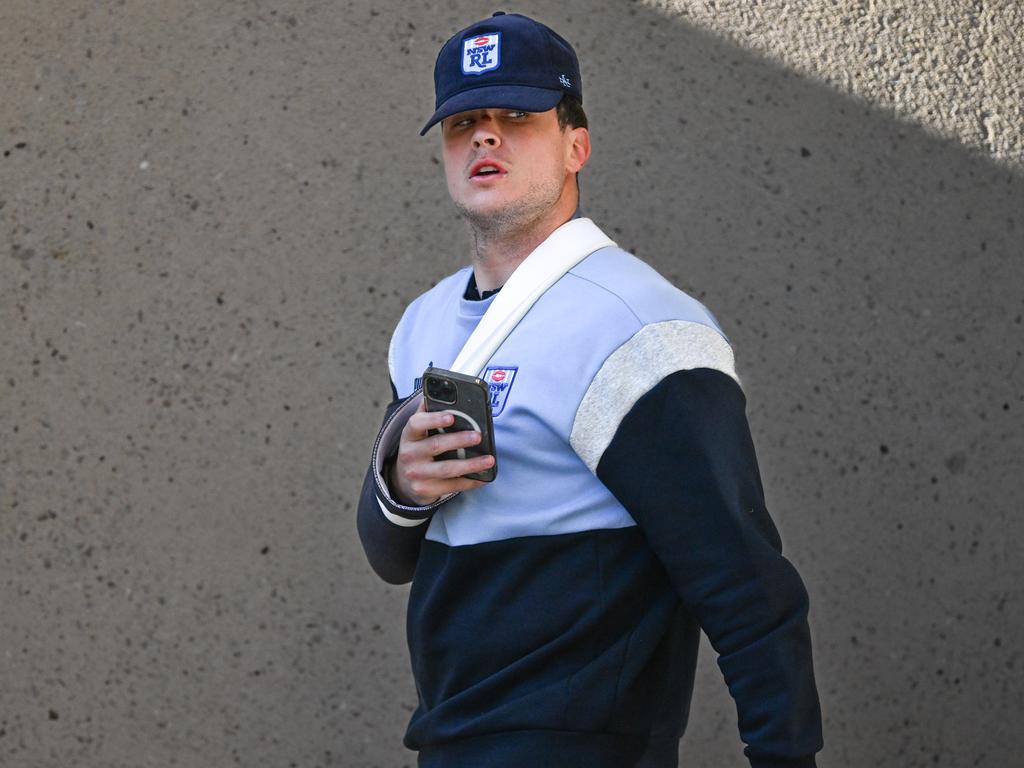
[[466, 189, 579, 293]]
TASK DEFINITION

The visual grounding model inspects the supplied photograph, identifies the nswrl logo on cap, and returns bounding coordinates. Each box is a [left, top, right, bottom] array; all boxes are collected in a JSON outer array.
[[462, 33, 501, 75]]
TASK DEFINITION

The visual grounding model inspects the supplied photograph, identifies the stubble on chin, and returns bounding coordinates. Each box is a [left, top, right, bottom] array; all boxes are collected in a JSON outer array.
[[454, 176, 564, 241]]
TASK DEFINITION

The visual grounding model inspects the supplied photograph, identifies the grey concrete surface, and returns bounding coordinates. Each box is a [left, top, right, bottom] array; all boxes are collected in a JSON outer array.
[[1, 1, 1021, 767], [644, 0, 1024, 166]]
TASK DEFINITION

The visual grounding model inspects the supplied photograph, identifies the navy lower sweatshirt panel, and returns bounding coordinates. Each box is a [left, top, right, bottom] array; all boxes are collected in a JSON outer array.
[[419, 730, 649, 768], [403, 528, 699, 757]]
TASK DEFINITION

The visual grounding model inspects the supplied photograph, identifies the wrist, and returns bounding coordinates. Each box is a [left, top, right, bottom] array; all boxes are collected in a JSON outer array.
[[385, 454, 438, 507]]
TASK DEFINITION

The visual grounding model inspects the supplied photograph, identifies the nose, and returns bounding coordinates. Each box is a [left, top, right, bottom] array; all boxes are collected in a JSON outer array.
[[471, 117, 501, 149]]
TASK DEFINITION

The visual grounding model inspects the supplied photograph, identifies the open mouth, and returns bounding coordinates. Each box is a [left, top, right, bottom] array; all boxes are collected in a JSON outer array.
[[469, 159, 507, 179]]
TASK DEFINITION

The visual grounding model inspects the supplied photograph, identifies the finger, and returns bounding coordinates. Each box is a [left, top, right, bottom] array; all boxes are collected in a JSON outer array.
[[397, 430, 481, 471], [416, 452, 495, 481], [424, 429, 484, 458], [404, 410, 456, 441], [404, 467, 492, 501], [445, 477, 490, 493]]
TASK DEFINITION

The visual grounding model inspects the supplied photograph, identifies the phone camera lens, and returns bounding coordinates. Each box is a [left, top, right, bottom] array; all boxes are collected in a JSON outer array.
[[426, 376, 457, 405]]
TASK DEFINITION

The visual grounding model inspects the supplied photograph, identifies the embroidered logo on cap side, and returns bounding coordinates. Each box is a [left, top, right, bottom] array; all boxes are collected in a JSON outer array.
[[483, 365, 517, 416], [462, 33, 501, 75]]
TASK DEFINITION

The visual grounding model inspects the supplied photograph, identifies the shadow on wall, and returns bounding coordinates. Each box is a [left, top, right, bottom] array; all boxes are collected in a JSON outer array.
[[1, 1, 1021, 768], [566, 5, 1023, 768]]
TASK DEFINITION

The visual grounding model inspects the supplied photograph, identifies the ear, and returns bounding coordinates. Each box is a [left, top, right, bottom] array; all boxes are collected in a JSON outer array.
[[565, 126, 591, 174]]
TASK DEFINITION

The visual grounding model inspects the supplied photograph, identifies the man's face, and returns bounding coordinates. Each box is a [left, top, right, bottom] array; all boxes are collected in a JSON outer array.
[[440, 107, 588, 232]]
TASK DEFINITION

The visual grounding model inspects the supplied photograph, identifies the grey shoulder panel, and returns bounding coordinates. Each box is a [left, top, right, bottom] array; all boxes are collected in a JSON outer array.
[[569, 320, 739, 473]]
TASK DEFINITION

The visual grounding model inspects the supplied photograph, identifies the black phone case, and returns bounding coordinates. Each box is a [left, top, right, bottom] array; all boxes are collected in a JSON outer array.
[[422, 366, 497, 482]]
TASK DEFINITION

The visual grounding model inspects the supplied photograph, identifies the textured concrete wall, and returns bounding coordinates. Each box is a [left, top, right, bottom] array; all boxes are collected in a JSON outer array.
[[2, 2, 1021, 767], [644, 0, 1024, 166]]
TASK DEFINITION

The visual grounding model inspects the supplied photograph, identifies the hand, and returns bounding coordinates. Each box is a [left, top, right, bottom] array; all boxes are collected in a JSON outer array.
[[389, 400, 495, 506]]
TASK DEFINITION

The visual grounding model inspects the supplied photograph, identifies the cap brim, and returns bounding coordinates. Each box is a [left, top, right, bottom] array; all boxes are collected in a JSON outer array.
[[420, 85, 564, 135]]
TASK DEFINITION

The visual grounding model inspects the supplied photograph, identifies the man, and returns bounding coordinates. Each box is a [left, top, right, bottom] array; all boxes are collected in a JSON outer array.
[[357, 11, 823, 768]]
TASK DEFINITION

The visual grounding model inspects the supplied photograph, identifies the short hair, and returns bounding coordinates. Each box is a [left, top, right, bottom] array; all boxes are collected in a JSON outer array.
[[556, 95, 588, 131]]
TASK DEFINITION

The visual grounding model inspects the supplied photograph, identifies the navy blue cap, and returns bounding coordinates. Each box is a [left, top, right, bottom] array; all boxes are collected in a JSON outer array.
[[421, 11, 582, 135]]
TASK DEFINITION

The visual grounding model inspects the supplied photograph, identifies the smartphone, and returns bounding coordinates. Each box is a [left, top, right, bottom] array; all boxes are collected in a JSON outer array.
[[422, 366, 497, 482]]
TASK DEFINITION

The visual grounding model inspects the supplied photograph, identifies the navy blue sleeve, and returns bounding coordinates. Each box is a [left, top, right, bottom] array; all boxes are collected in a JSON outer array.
[[356, 381, 430, 585], [596, 368, 823, 768]]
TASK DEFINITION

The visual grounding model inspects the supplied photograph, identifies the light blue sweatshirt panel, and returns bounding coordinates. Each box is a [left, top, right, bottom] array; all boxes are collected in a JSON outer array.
[[389, 266, 482, 394], [388, 247, 727, 547], [569, 247, 728, 340]]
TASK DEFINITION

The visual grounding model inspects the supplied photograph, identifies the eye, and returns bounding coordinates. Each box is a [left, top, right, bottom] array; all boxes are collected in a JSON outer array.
[[506, 110, 528, 120], [444, 116, 474, 131]]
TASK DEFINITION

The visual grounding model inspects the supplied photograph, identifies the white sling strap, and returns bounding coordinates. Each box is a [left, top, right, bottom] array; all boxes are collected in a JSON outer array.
[[450, 217, 616, 376], [371, 217, 616, 521]]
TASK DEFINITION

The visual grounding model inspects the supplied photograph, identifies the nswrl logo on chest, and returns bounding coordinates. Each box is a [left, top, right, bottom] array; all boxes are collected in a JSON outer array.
[[483, 366, 517, 417], [462, 33, 501, 75]]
